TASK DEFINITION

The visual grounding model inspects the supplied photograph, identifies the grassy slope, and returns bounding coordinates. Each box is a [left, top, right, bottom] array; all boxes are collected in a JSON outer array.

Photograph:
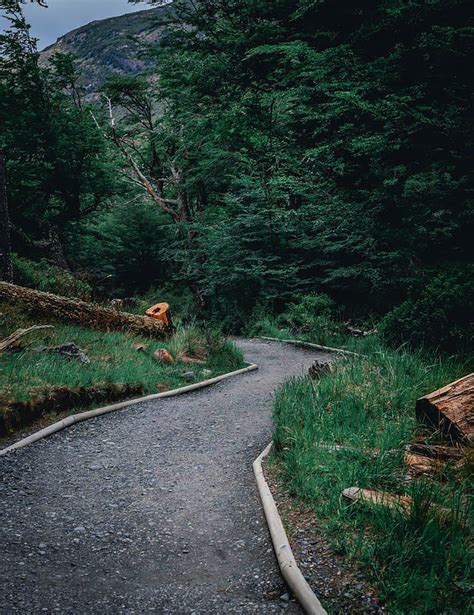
[[272, 338, 472, 614], [0, 302, 244, 436]]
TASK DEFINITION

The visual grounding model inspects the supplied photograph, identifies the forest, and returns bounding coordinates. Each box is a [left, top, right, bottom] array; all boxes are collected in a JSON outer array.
[[0, 1, 473, 614], [0, 0, 471, 350]]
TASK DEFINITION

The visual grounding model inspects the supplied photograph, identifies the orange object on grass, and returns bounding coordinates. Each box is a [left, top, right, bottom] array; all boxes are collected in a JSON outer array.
[[146, 303, 172, 328]]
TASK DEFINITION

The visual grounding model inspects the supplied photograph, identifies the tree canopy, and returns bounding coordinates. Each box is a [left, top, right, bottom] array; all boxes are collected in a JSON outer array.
[[1, 0, 472, 349]]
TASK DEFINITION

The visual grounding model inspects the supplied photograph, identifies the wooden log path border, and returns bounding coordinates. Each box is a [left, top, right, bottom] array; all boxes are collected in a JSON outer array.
[[0, 363, 258, 456]]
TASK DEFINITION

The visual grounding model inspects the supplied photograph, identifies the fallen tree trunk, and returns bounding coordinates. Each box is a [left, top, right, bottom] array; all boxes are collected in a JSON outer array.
[[416, 373, 474, 443], [0, 282, 167, 339]]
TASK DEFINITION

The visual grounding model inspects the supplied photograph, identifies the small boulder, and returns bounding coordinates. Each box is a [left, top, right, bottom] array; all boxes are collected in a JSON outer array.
[[153, 348, 174, 364], [132, 343, 147, 352], [182, 371, 195, 382]]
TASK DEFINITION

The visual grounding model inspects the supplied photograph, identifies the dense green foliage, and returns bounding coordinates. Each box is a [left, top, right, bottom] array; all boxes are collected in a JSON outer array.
[[12, 254, 92, 299], [1, 0, 473, 351], [0, 2, 119, 269], [380, 264, 474, 352], [149, 0, 473, 347], [273, 342, 472, 613]]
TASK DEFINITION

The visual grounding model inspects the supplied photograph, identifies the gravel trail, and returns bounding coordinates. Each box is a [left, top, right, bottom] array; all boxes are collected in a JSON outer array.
[[0, 339, 329, 614]]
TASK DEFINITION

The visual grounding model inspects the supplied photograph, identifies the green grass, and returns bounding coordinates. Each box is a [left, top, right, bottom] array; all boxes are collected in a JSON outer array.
[[247, 312, 376, 354], [0, 305, 244, 434], [272, 337, 473, 614]]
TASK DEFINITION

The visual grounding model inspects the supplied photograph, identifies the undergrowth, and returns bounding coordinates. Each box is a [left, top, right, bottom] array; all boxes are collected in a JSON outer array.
[[272, 338, 473, 613], [247, 294, 377, 353]]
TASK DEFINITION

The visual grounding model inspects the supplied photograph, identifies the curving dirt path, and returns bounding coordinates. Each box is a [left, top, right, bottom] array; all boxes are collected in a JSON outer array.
[[0, 339, 329, 614]]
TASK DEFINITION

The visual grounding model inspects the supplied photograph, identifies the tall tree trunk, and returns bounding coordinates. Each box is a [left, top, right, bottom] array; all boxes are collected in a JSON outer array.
[[0, 151, 13, 282], [45, 221, 69, 270]]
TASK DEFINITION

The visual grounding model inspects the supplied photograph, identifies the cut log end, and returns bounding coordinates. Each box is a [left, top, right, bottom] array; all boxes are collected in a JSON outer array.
[[416, 373, 474, 443]]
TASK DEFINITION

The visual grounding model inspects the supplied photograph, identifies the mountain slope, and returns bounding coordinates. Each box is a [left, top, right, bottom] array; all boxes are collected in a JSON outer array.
[[40, 5, 173, 95]]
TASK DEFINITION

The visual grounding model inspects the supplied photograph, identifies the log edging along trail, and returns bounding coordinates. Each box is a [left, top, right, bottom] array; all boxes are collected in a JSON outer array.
[[253, 443, 327, 615], [258, 336, 361, 357], [0, 363, 258, 456], [254, 336, 359, 613]]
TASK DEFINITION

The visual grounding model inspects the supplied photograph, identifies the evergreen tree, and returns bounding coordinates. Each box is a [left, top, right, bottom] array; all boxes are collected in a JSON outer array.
[[0, 1, 118, 267]]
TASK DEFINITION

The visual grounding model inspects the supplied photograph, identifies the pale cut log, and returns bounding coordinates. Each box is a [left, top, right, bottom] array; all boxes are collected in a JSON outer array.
[[342, 487, 453, 521], [0, 282, 167, 338], [415, 373, 474, 443], [342, 487, 413, 513], [404, 452, 443, 476], [0, 325, 54, 352]]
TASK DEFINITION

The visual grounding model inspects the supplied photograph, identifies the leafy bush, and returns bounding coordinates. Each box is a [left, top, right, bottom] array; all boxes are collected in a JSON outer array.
[[277, 293, 336, 334], [12, 255, 92, 300], [380, 266, 474, 353], [248, 294, 343, 345], [70, 200, 170, 296]]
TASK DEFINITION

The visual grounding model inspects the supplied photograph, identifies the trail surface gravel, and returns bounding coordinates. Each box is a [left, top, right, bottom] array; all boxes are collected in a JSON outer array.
[[1, 339, 328, 614]]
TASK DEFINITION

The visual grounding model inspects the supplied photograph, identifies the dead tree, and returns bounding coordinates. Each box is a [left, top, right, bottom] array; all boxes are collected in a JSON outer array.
[[92, 97, 191, 225]]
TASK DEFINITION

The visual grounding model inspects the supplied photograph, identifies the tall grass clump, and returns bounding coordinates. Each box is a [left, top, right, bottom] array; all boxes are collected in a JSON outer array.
[[247, 294, 376, 353], [273, 340, 472, 613]]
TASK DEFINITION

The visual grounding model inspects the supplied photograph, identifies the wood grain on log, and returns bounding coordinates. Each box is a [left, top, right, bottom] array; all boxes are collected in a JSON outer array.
[[416, 373, 474, 443], [342, 487, 453, 522], [0, 282, 167, 339], [404, 452, 443, 476]]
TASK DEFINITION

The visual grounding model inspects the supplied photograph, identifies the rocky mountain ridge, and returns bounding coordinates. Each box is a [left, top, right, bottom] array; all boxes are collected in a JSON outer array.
[[40, 4, 173, 96]]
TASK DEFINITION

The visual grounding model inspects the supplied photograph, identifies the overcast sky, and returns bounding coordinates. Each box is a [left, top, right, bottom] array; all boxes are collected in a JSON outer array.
[[9, 1, 152, 50]]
